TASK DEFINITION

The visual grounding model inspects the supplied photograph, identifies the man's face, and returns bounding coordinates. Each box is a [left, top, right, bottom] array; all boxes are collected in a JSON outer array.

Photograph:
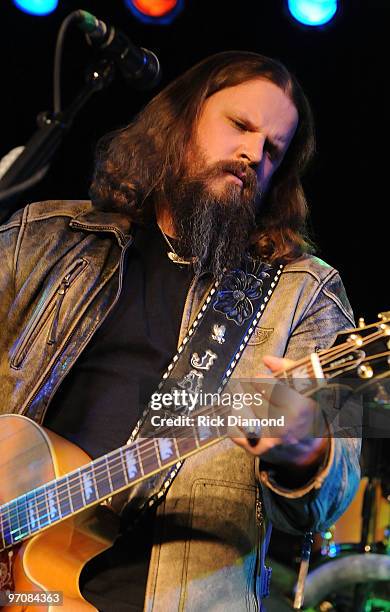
[[189, 78, 298, 201], [166, 78, 299, 279]]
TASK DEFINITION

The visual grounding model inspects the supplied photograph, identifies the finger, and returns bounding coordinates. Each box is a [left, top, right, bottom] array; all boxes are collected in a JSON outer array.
[[262, 354, 325, 438], [227, 403, 261, 445], [263, 354, 295, 373], [231, 434, 281, 455], [228, 403, 281, 455]]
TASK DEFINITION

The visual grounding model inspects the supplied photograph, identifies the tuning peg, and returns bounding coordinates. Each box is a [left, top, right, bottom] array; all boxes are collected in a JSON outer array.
[[379, 311, 390, 321], [357, 364, 374, 379], [348, 333, 363, 346], [358, 317, 365, 328]]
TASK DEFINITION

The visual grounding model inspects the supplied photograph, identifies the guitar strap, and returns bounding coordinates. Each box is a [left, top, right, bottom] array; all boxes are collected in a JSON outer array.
[[0, 259, 283, 596], [118, 256, 284, 519]]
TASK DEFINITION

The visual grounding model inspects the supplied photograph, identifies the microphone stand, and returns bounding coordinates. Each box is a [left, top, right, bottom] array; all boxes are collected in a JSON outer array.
[[0, 59, 115, 224]]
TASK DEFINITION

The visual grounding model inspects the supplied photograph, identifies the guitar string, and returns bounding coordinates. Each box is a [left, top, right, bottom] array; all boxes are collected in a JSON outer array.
[[0, 339, 381, 538], [0, 326, 384, 454], [1, 400, 239, 542], [0, 358, 320, 532], [301, 329, 389, 370], [0, 358, 319, 540], [1, 340, 386, 541], [2, 330, 388, 541]]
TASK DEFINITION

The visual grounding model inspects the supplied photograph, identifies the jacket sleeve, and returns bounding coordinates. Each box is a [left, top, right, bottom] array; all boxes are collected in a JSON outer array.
[[258, 270, 361, 534]]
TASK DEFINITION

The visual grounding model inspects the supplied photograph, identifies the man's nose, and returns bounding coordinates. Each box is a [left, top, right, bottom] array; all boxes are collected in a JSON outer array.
[[237, 134, 265, 168]]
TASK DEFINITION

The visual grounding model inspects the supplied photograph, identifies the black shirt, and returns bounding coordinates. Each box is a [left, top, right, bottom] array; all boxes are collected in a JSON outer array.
[[44, 218, 194, 611]]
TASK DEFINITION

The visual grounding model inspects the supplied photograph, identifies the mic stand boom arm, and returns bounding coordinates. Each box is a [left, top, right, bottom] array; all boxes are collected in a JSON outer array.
[[0, 59, 115, 223]]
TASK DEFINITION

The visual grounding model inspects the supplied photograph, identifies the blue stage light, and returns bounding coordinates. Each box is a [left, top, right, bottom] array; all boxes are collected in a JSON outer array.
[[288, 0, 338, 26], [13, 0, 58, 16]]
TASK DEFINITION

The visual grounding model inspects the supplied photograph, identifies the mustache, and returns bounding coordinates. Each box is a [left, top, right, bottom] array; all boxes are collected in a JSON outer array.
[[183, 159, 260, 194]]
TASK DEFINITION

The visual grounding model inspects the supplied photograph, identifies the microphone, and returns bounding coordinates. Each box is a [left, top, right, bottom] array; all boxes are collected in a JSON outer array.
[[74, 9, 161, 90]]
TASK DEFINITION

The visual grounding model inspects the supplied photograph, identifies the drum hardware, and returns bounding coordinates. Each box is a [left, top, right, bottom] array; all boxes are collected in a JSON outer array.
[[308, 435, 390, 611]]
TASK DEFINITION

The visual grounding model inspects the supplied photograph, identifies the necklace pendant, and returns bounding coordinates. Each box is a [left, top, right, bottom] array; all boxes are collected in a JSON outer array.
[[167, 251, 192, 265]]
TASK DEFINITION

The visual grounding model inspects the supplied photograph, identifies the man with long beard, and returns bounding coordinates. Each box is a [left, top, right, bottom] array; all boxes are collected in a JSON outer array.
[[0, 52, 359, 610]]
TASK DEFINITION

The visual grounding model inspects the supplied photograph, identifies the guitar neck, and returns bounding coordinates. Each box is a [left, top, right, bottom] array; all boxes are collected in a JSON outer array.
[[0, 354, 338, 552], [0, 411, 226, 552]]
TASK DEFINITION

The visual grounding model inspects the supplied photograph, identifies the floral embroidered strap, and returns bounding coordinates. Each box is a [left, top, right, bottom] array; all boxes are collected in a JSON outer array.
[[116, 259, 284, 519]]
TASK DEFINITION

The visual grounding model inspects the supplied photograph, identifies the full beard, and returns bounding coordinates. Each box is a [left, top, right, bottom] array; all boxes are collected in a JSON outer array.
[[163, 159, 261, 280]]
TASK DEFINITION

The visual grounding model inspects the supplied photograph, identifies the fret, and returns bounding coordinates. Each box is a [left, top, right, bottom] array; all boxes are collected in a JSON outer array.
[[193, 426, 202, 452], [276, 369, 289, 383], [1, 505, 12, 548], [104, 455, 114, 494], [35, 486, 51, 529], [43, 486, 52, 527], [106, 451, 127, 494], [14, 495, 30, 542], [94, 457, 113, 500], [279, 358, 320, 394], [119, 448, 129, 485], [25, 490, 39, 533], [156, 437, 179, 466], [196, 410, 221, 445], [79, 466, 98, 506], [84, 465, 99, 504], [284, 370, 296, 389], [175, 430, 199, 457], [122, 445, 141, 482], [135, 442, 145, 476], [173, 437, 180, 461], [153, 439, 162, 469], [91, 463, 100, 501], [104, 455, 114, 493], [197, 420, 213, 443], [211, 404, 224, 440], [68, 473, 84, 512], [45, 481, 61, 522], [0, 507, 5, 550], [59, 476, 74, 518], [77, 469, 87, 507], [7, 499, 22, 544], [81, 466, 98, 505]]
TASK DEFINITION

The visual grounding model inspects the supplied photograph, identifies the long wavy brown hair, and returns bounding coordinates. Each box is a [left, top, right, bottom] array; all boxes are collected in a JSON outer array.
[[90, 51, 316, 263]]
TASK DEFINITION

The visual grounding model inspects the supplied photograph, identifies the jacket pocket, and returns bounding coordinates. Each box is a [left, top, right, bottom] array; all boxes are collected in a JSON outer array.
[[10, 258, 89, 369]]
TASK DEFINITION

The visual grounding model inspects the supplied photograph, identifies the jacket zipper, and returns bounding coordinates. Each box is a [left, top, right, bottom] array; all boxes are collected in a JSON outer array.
[[11, 259, 88, 368], [253, 487, 264, 611], [22, 240, 132, 421], [47, 269, 80, 345]]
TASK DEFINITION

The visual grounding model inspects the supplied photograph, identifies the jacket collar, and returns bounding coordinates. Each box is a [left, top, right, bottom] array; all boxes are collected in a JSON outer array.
[[69, 207, 134, 247]]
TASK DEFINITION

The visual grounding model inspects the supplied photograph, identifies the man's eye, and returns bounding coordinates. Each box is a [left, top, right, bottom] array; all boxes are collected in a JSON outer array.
[[231, 119, 247, 131]]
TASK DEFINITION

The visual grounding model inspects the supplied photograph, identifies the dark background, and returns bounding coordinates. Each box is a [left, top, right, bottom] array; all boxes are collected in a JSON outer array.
[[0, 0, 386, 323]]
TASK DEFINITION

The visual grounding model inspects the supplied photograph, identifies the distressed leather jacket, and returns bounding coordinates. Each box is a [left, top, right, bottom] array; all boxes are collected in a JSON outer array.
[[0, 201, 361, 611]]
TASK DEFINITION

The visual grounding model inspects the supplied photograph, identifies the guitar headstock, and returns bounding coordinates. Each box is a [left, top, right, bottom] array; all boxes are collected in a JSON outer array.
[[320, 311, 390, 383]]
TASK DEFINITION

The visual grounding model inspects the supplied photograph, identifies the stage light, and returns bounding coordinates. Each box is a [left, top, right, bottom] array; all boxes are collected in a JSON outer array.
[[287, 0, 338, 26], [124, 0, 184, 25], [13, 0, 58, 16]]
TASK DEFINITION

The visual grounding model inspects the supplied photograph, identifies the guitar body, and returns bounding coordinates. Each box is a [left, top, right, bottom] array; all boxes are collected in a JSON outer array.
[[0, 415, 120, 612]]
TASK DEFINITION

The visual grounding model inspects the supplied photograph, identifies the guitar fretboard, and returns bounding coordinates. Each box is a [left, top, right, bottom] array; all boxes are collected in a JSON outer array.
[[0, 412, 225, 551]]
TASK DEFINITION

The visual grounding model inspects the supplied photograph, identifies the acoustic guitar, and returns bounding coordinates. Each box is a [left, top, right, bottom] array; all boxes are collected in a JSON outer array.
[[1, 314, 389, 610]]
